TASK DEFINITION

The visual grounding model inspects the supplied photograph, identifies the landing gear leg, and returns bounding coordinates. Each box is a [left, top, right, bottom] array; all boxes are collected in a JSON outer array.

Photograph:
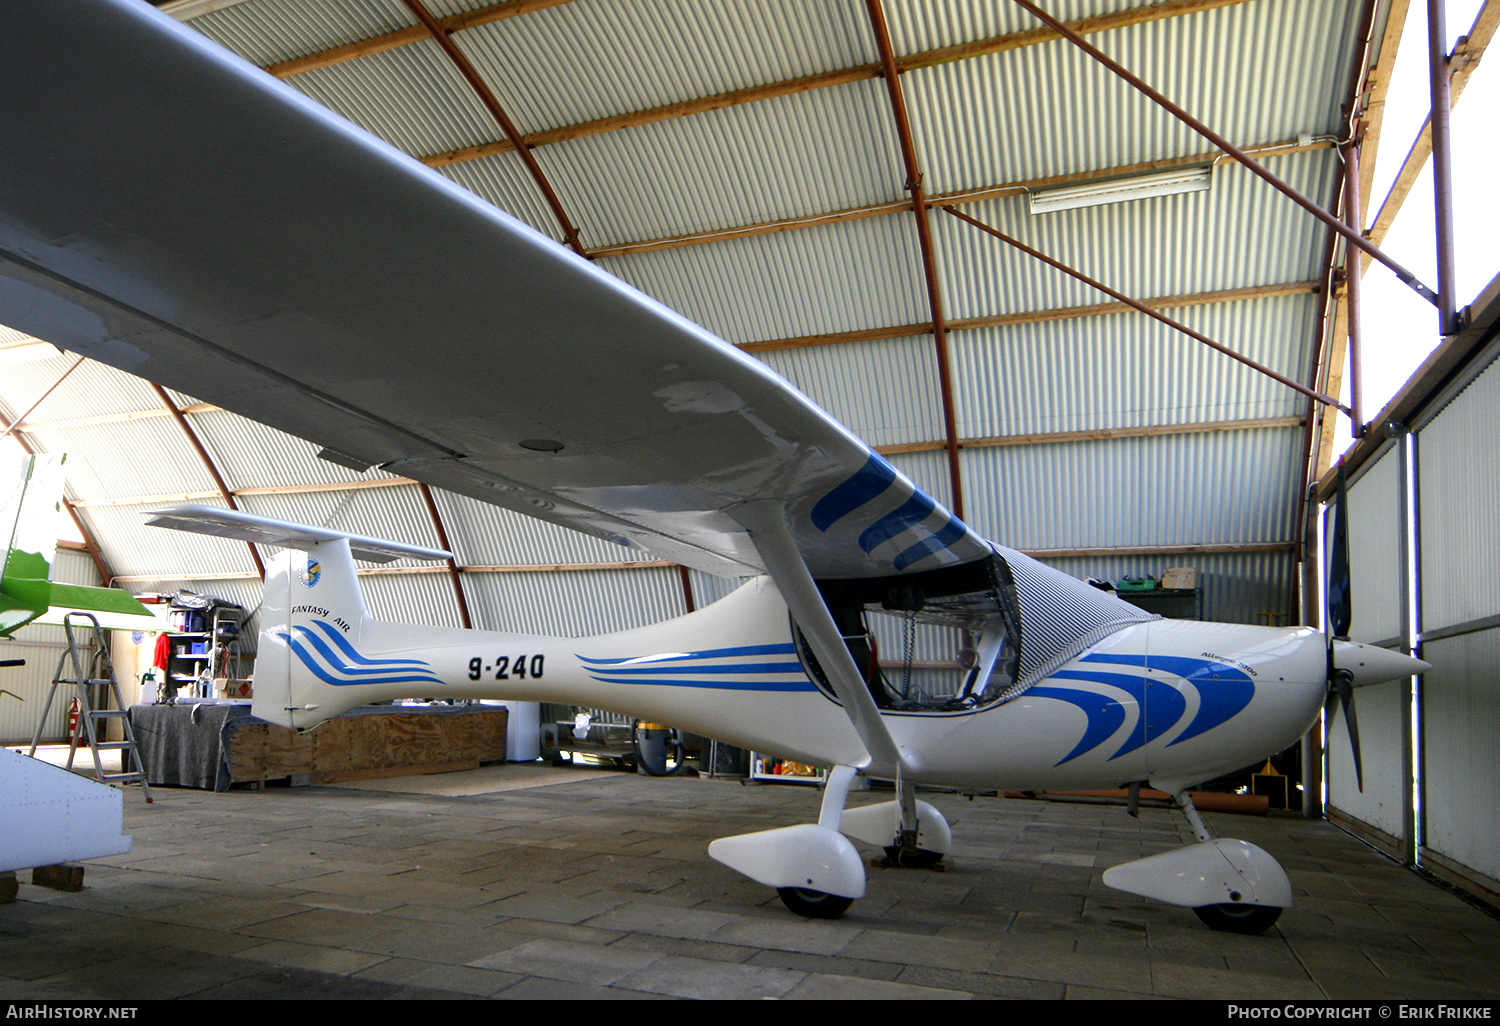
[[883, 770, 944, 869], [1174, 789, 1213, 843], [1172, 791, 1284, 933], [773, 765, 862, 919], [1101, 791, 1289, 934]]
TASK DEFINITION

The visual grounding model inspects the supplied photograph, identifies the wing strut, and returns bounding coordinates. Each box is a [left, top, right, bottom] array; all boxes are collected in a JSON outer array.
[[730, 500, 917, 777]]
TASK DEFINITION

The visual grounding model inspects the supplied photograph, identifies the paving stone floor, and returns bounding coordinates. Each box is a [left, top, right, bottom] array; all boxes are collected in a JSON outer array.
[[2, 766, 1498, 1000]]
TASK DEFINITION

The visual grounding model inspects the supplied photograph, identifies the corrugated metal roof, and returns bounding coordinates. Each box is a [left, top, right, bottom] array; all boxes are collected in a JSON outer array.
[[0, 0, 1375, 638], [290, 39, 499, 158], [188, 410, 401, 489], [450, 0, 877, 130], [757, 336, 946, 449], [463, 565, 686, 637], [189, 0, 411, 68], [598, 213, 929, 343], [531, 83, 904, 247]]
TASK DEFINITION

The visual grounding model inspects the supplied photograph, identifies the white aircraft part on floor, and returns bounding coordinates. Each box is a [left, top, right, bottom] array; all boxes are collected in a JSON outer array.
[[0, 747, 130, 874]]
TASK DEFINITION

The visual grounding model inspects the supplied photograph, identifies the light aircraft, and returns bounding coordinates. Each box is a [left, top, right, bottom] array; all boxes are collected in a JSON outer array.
[[0, 0, 1426, 931]]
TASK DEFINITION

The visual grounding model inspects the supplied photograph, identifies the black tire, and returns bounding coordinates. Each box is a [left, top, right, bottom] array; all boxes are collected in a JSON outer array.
[[1193, 903, 1282, 934], [882, 845, 944, 869], [777, 887, 854, 919]]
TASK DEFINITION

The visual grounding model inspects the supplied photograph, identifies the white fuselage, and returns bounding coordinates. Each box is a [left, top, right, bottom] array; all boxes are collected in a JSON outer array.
[[259, 548, 1329, 794]]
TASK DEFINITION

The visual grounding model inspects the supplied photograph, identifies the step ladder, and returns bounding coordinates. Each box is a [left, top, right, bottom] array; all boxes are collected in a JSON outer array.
[[28, 612, 152, 803]]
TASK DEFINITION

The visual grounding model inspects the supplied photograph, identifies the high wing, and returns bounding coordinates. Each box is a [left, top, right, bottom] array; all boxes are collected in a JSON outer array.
[[0, 0, 989, 582]]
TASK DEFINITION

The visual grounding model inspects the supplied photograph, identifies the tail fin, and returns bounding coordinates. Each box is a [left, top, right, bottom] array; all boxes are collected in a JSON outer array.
[[256, 538, 374, 728], [3, 455, 159, 635], [144, 505, 452, 729], [1, 454, 64, 635]]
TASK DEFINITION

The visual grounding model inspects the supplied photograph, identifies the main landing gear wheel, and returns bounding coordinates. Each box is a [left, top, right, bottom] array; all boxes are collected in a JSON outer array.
[[882, 845, 944, 869], [1193, 903, 1282, 934], [776, 887, 854, 919]]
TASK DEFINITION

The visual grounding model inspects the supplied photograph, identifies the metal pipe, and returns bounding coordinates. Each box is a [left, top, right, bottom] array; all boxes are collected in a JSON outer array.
[[401, 0, 589, 257], [0, 356, 84, 440], [865, 0, 965, 519], [1343, 143, 1367, 437], [418, 482, 472, 629], [151, 384, 266, 582], [1428, 0, 1460, 335], [1007, 0, 1441, 308], [943, 206, 1351, 413]]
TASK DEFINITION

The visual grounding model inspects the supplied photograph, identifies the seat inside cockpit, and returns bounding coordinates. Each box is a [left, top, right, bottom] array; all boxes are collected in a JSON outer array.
[[797, 551, 1025, 714]]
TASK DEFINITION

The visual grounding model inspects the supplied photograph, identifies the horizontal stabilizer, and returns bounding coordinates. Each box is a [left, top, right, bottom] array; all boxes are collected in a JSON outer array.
[[33, 602, 161, 632], [146, 505, 451, 564]]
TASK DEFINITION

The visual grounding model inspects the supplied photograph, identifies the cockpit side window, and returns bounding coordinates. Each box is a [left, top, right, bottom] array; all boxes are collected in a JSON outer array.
[[795, 552, 1023, 715]]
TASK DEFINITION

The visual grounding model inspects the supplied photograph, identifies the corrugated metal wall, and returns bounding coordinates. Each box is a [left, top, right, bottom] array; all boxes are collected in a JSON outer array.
[[1418, 629, 1500, 891], [1346, 447, 1402, 644], [1414, 355, 1500, 894], [1327, 446, 1407, 841], [1322, 343, 1500, 903]]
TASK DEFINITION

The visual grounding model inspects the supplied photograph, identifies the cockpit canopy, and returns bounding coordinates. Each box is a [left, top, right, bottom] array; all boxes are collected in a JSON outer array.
[[799, 547, 1155, 714]]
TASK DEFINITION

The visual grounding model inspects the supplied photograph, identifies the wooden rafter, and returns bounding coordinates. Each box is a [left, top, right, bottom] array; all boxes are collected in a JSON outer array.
[[400, 0, 587, 255], [875, 416, 1303, 457], [1365, 0, 1497, 251], [1310, 0, 1495, 482], [864, 0, 963, 518], [418, 481, 473, 630]]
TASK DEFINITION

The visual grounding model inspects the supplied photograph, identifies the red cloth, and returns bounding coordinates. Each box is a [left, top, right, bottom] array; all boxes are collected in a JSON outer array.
[[152, 632, 171, 671]]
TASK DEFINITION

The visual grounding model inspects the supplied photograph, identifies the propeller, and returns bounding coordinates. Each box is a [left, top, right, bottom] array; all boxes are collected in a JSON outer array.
[[1324, 460, 1363, 791]]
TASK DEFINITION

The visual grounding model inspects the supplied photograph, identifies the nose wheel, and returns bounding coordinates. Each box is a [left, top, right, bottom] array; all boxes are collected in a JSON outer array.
[[777, 887, 854, 919], [1194, 902, 1282, 934]]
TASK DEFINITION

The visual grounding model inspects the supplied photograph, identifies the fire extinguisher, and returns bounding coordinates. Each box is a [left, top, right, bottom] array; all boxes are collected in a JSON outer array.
[[68, 698, 87, 747]]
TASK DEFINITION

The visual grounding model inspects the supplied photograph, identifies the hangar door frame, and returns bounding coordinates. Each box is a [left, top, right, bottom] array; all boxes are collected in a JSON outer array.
[[1326, 321, 1500, 908]]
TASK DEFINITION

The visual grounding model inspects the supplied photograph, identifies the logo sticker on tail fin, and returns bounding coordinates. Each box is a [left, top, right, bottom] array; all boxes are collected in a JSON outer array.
[[298, 557, 322, 588]]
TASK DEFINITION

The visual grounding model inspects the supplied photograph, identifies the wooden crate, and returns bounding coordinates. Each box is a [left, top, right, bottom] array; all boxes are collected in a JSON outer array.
[[226, 708, 507, 786]]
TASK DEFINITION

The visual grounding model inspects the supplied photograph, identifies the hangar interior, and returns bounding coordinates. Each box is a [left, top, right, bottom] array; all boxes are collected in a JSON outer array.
[[2, 0, 1498, 1001]]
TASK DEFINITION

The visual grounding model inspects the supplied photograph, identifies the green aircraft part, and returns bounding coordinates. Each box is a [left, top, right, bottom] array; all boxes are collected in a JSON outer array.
[[1, 454, 152, 637]]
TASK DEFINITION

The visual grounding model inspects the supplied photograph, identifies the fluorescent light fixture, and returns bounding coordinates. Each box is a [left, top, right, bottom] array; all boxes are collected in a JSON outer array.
[[1029, 167, 1212, 214]]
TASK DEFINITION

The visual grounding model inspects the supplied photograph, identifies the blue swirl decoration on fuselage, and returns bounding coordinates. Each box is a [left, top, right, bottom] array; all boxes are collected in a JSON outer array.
[[578, 644, 816, 693], [280, 620, 446, 687], [1030, 653, 1254, 765]]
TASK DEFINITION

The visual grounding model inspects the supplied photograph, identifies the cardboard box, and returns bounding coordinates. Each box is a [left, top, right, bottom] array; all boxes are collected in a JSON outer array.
[[1160, 567, 1200, 590], [214, 677, 253, 699]]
